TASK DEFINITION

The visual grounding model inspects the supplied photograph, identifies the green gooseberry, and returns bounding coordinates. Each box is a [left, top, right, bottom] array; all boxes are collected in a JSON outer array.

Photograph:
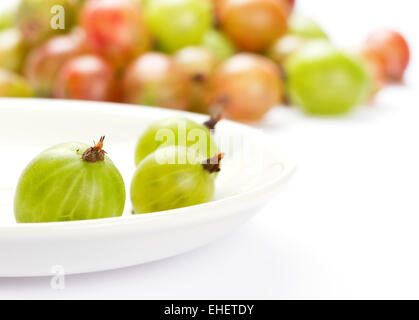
[[144, 0, 213, 53], [131, 146, 223, 214], [134, 116, 220, 166], [0, 69, 33, 97], [285, 40, 371, 115], [14, 137, 126, 223], [201, 29, 235, 63], [0, 28, 26, 72], [289, 13, 329, 40], [0, 7, 17, 31], [17, 0, 79, 46]]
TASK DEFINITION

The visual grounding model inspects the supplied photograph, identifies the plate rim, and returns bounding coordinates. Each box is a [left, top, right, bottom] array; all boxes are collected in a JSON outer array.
[[0, 98, 296, 234]]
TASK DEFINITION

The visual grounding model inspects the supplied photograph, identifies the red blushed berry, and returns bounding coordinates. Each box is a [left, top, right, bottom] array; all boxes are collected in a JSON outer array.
[[54, 54, 115, 102], [365, 29, 410, 82]]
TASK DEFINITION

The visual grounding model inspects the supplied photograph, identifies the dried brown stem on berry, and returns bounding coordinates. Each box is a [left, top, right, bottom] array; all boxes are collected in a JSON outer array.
[[202, 153, 224, 173], [203, 113, 223, 130], [208, 95, 230, 117], [82, 136, 107, 163], [191, 73, 207, 83]]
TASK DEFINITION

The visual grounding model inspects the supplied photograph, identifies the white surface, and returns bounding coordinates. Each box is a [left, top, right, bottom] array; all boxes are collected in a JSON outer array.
[[1, 0, 419, 299], [0, 99, 294, 276]]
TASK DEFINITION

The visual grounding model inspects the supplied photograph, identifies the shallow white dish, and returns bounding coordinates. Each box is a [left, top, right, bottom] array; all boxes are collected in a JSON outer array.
[[0, 98, 295, 277]]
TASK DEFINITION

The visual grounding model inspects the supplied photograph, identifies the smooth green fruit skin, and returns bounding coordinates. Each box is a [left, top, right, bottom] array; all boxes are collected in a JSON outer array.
[[134, 117, 218, 166], [0, 29, 25, 72], [289, 14, 329, 40], [285, 40, 371, 115], [17, 0, 79, 46], [131, 146, 215, 214], [201, 30, 235, 63], [0, 70, 33, 97], [14, 142, 126, 223], [0, 7, 17, 30], [145, 0, 213, 53]]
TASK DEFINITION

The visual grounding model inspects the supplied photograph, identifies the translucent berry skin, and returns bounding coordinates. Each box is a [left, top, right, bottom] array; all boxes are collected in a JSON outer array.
[[131, 146, 215, 214], [0, 7, 16, 31], [210, 53, 283, 121], [24, 30, 86, 97], [357, 46, 387, 96], [285, 40, 371, 115], [212, 0, 222, 19], [274, 0, 295, 16], [14, 142, 126, 223], [0, 70, 33, 97], [219, 0, 288, 51], [174, 46, 218, 113], [267, 34, 306, 65], [145, 0, 213, 53], [201, 29, 235, 63], [289, 13, 329, 40], [17, 0, 79, 46], [134, 117, 218, 166], [0, 29, 25, 73], [54, 54, 115, 101], [81, 0, 150, 67], [284, 0, 295, 11], [123, 52, 188, 110], [364, 29, 410, 82]]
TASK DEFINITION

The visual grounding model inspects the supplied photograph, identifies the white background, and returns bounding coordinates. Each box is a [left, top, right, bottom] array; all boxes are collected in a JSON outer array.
[[1, 0, 419, 299]]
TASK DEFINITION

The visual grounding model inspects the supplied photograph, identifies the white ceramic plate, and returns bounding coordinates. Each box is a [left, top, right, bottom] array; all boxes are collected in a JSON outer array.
[[0, 98, 295, 277]]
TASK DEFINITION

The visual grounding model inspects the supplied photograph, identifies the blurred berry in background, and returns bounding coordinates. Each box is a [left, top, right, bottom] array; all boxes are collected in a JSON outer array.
[[0, 0, 410, 122]]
